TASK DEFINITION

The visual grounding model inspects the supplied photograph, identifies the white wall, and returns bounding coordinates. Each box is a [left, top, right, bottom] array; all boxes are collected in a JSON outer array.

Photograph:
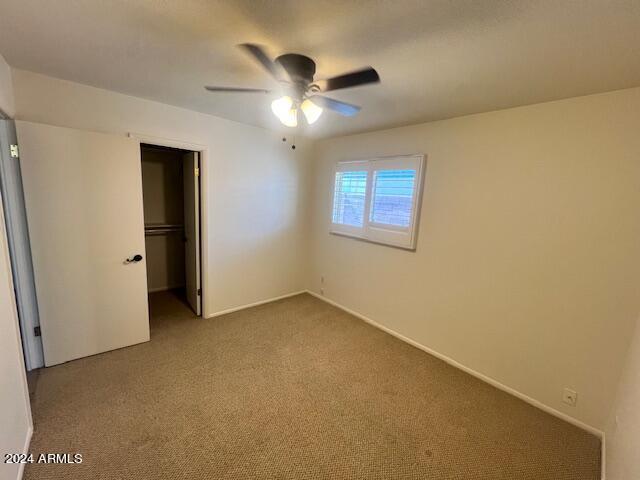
[[0, 54, 32, 480], [11, 69, 311, 317], [605, 315, 640, 479], [309, 87, 640, 431], [0, 54, 14, 117]]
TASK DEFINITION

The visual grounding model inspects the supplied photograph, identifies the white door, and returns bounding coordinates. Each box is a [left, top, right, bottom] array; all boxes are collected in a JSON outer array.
[[183, 152, 201, 315], [17, 121, 150, 366]]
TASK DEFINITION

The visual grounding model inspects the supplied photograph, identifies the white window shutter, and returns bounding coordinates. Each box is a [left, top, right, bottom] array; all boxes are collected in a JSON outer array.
[[330, 155, 425, 250]]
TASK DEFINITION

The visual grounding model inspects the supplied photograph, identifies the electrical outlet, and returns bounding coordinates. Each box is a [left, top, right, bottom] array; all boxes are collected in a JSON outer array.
[[562, 388, 578, 406]]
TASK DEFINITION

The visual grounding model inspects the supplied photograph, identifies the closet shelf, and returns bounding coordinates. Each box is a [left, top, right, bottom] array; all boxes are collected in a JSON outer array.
[[144, 224, 184, 236]]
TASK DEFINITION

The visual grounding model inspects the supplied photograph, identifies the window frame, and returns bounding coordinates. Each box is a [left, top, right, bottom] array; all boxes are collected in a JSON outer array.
[[330, 154, 425, 250]]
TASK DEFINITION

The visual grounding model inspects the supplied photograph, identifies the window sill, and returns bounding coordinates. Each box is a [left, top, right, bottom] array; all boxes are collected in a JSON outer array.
[[329, 230, 417, 252]]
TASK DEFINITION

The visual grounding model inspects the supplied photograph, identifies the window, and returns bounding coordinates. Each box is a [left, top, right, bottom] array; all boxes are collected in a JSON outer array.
[[370, 170, 416, 227], [330, 155, 425, 249], [332, 170, 368, 227]]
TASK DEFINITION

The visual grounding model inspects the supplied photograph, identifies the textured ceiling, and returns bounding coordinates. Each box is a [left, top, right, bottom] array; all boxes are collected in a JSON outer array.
[[1, 0, 639, 138]]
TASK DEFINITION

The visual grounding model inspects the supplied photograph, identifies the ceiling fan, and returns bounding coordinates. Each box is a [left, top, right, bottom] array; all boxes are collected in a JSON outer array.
[[205, 44, 380, 127]]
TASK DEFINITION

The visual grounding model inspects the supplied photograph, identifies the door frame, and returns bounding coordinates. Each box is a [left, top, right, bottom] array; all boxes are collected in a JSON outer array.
[[0, 114, 45, 370], [129, 132, 208, 317]]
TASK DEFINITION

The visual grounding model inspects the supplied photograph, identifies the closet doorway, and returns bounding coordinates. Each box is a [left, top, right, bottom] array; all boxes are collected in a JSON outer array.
[[141, 144, 201, 316]]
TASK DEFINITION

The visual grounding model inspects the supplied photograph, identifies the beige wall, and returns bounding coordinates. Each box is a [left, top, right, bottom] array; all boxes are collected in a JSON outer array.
[[141, 149, 185, 226], [605, 315, 640, 479], [309, 87, 640, 430], [8, 61, 640, 472], [12, 69, 311, 317], [0, 54, 32, 480]]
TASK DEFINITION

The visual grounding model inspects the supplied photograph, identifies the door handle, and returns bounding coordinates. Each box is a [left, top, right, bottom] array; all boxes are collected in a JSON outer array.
[[124, 254, 143, 264]]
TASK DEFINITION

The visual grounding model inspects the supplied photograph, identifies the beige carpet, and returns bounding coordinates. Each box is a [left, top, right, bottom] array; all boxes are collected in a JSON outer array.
[[25, 291, 600, 479]]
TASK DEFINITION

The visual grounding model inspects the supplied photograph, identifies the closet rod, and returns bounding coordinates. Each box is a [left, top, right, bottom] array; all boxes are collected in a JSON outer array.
[[144, 224, 184, 236]]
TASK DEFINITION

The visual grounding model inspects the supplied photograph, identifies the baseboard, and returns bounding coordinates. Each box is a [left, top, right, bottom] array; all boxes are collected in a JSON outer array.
[[206, 290, 307, 318], [17, 425, 33, 480], [305, 290, 605, 440]]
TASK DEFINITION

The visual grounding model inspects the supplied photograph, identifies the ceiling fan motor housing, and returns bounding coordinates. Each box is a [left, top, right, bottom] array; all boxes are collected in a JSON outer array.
[[276, 53, 316, 85]]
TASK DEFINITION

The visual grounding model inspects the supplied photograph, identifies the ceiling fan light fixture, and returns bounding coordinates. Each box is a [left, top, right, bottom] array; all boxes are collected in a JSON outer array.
[[301, 98, 323, 124], [271, 96, 298, 127], [206, 45, 379, 127]]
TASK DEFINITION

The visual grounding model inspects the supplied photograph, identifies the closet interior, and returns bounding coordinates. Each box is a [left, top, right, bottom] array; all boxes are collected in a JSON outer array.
[[140, 144, 201, 317]]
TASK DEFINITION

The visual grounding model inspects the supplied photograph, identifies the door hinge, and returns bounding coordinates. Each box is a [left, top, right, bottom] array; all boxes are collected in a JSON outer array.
[[10, 144, 19, 158], [194, 167, 200, 177], [197, 288, 201, 296], [34, 326, 41, 337]]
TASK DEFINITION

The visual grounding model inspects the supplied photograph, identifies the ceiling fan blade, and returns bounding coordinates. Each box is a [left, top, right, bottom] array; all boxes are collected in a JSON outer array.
[[309, 95, 361, 116], [316, 67, 380, 92], [238, 43, 288, 82], [205, 86, 271, 93]]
